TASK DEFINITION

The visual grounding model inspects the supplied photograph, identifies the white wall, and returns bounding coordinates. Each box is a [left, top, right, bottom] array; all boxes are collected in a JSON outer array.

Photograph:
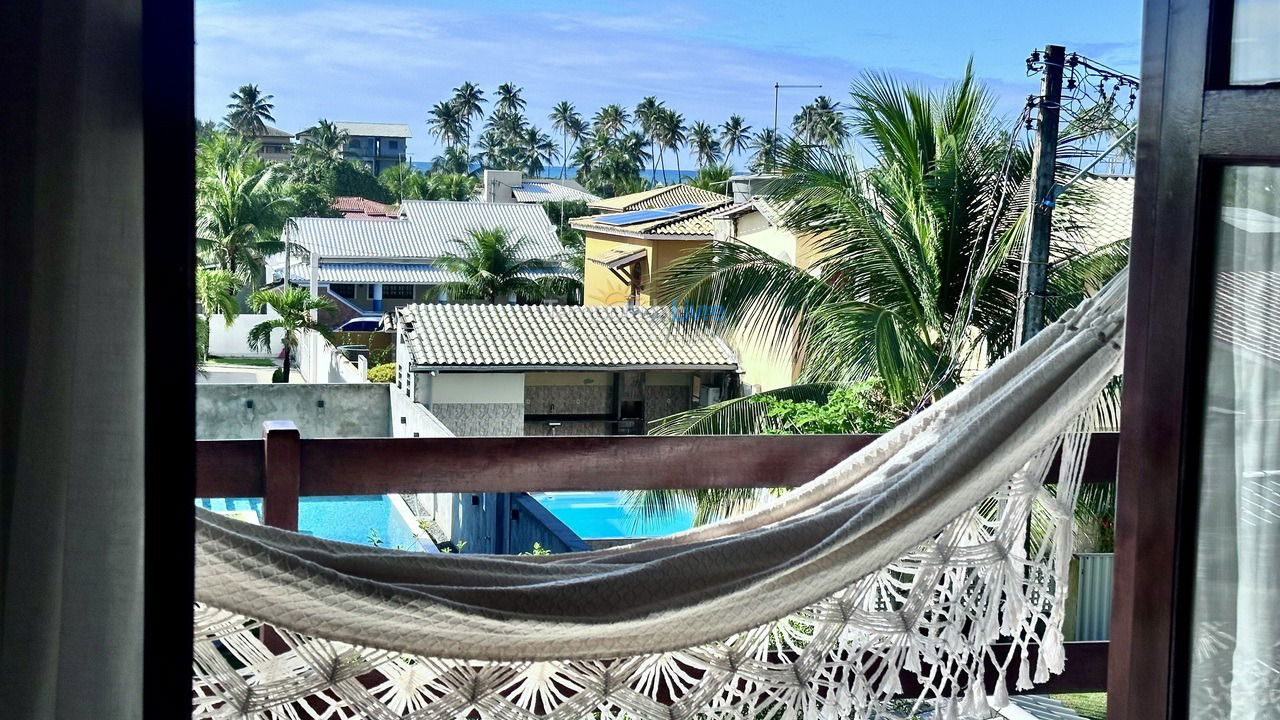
[[207, 306, 282, 358], [296, 329, 368, 384], [431, 373, 524, 403]]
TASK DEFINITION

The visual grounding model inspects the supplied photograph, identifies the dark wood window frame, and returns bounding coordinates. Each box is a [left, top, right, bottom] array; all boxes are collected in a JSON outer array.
[[1111, 0, 1280, 717]]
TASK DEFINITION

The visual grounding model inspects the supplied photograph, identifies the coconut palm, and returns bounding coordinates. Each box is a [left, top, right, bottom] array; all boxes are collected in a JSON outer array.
[[427, 100, 468, 148], [379, 163, 429, 202], [451, 81, 486, 143], [246, 287, 338, 383], [688, 163, 733, 193], [518, 127, 559, 177], [195, 268, 242, 362], [747, 128, 783, 172], [592, 104, 631, 140], [436, 228, 564, 304], [656, 65, 1128, 413], [688, 121, 722, 168], [549, 101, 582, 179], [485, 110, 529, 144], [494, 83, 527, 115], [224, 84, 276, 137], [432, 145, 476, 176], [296, 119, 350, 166], [634, 96, 666, 181], [793, 96, 849, 148], [196, 132, 294, 284], [426, 172, 478, 201], [720, 115, 752, 163], [657, 109, 687, 182], [474, 129, 508, 170]]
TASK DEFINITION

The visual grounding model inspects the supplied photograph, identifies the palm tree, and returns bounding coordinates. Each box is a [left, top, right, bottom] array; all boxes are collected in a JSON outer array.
[[432, 145, 476, 176], [224, 84, 275, 137], [427, 100, 467, 148], [494, 83, 526, 115], [195, 268, 242, 362], [246, 287, 338, 383], [518, 127, 559, 177], [436, 228, 563, 303], [379, 163, 429, 202], [688, 163, 733, 193], [296, 119, 350, 166], [634, 96, 665, 182], [474, 129, 508, 170], [747, 128, 782, 172], [426, 172, 478, 201], [793, 96, 849, 148], [451, 81, 486, 144], [592, 104, 630, 140], [688, 121, 722, 168], [549, 101, 582, 179], [196, 132, 294, 284], [656, 65, 1128, 412], [657, 109, 687, 182], [720, 115, 752, 164]]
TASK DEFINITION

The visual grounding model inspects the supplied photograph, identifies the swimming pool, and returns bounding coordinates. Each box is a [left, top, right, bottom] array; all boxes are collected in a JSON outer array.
[[531, 491, 695, 539], [198, 495, 431, 550]]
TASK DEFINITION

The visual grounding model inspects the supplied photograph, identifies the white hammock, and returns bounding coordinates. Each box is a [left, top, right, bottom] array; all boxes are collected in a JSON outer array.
[[193, 271, 1127, 720]]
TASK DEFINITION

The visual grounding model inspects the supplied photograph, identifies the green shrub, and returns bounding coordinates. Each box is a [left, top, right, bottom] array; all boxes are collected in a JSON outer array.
[[367, 362, 396, 383], [271, 367, 286, 383]]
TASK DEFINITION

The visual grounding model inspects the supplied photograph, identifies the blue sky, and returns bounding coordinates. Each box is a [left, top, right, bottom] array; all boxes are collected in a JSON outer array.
[[196, 0, 1143, 168]]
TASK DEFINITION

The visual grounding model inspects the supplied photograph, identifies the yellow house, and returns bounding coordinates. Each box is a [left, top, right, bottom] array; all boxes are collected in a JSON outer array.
[[574, 184, 817, 392]]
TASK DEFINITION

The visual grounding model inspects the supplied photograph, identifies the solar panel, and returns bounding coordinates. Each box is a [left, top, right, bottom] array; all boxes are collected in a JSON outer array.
[[659, 203, 702, 213], [595, 209, 675, 226]]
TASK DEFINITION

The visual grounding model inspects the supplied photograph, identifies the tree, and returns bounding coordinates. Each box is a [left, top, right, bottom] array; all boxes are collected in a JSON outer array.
[[451, 81, 486, 144], [428, 100, 468, 149], [494, 83, 527, 115], [432, 145, 476, 176], [657, 109, 687, 182], [747, 128, 782, 172], [436, 228, 565, 304], [793, 96, 849, 148], [687, 163, 733, 193], [720, 115, 752, 163], [196, 132, 294, 284], [296, 119, 350, 166], [688, 121, 722, 168], [246, 286, 338, 383], [517, 126, 559, 177], [195, 268, 242, 363], [592, 104, 631, 140], [549, 101, 582, 179], [426, 172, 478, 201], [379, 163, 429, 202], [656, 65, 1128, 412], [224, 84, 275, 137], [634, 96, 665, 181]]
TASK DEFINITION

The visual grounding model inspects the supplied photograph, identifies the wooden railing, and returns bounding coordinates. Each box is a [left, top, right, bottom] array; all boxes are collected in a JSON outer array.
[[195, 421, 1118, 694]]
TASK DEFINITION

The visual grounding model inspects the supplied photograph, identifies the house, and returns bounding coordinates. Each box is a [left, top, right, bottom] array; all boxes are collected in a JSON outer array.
[[331, 196, 396, 220], [394, 302, 740, 437], [253, 124, 294, 162], [275, 199, 572, 321], [296, 121, 411, 175], [479, 169, 600, 204]]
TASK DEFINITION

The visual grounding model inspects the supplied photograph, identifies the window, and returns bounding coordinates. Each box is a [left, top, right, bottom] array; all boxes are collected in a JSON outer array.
[[348, 138, 362, 149], [382, 284, 414, 299], [388, 139, 399, 149], [329, 283, 355, 299], [1229, 0, 1280, 84], [1187, 165, 1280, 715]]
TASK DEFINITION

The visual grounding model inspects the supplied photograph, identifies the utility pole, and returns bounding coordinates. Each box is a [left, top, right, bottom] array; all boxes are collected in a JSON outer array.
[[1016, 44, 1065, 345]]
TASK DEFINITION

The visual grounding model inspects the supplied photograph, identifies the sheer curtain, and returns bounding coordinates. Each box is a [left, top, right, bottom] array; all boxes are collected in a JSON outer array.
[[1189, 165, 1280, 717], [0, 0, 147, 717]]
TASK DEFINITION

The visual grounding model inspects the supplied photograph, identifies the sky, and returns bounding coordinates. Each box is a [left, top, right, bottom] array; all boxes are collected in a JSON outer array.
[[196, 0, 1143, 169]]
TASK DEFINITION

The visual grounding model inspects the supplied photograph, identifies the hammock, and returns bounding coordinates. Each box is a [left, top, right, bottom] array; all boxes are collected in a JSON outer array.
[[193, 271, 1128, 720]]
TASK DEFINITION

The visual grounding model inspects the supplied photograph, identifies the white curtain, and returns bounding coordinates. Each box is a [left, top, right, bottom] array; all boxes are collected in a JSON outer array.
[[1189, 165, 1280, 717], [0, 0, 147, 717]]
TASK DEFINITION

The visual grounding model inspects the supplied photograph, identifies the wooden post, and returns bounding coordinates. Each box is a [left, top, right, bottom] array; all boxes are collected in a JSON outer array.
[[1017, 44, 1066, 344], [262, 420, 300, 530]]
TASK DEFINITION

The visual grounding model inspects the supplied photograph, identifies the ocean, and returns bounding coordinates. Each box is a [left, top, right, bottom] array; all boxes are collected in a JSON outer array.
[[410, 162, 705, 184]]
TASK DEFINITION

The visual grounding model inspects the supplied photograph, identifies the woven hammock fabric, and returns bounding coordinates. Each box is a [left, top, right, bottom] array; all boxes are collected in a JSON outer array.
[[193, 272, 1127, 720]]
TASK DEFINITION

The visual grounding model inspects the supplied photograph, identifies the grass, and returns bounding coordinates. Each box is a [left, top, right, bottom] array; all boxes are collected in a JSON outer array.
[[1053, 692, 1107, 719], [207, 356, 277, 367]]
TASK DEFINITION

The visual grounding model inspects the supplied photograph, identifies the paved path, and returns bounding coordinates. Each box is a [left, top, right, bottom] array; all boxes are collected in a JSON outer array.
[[1002, 696, 1086, 720]]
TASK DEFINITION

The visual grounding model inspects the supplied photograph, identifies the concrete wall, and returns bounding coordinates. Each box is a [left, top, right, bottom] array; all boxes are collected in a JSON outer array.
[[206, 307, 282, 358], [413, 373, 525, 437], [196, 383, 392, 439]]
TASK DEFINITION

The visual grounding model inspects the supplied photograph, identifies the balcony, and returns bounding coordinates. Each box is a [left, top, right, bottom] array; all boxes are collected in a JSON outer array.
[[195, 422, 1119, 708]]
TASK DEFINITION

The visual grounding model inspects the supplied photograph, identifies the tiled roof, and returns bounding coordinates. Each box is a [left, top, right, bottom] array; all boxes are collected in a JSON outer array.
[[257, 125, 293, 138], [284, 201, 562, 260], [511, 180, 601, 203], [332, 196, 396, 219], [570, 200, 734, 237], [1055, 175, 1134, 249], [279, 262, 571, 285], [329, 122, 412, 138], [398, 303, 738, 370], [589, 184, 730, 212]]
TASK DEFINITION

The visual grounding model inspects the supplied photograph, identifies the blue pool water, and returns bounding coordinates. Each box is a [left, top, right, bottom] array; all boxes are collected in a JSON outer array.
[[532, 491, 694, 539], [198, 495, 428, 549]]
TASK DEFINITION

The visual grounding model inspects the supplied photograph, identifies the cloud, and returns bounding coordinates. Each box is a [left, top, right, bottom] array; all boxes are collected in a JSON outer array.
[[196, 0, 1060, 164]]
